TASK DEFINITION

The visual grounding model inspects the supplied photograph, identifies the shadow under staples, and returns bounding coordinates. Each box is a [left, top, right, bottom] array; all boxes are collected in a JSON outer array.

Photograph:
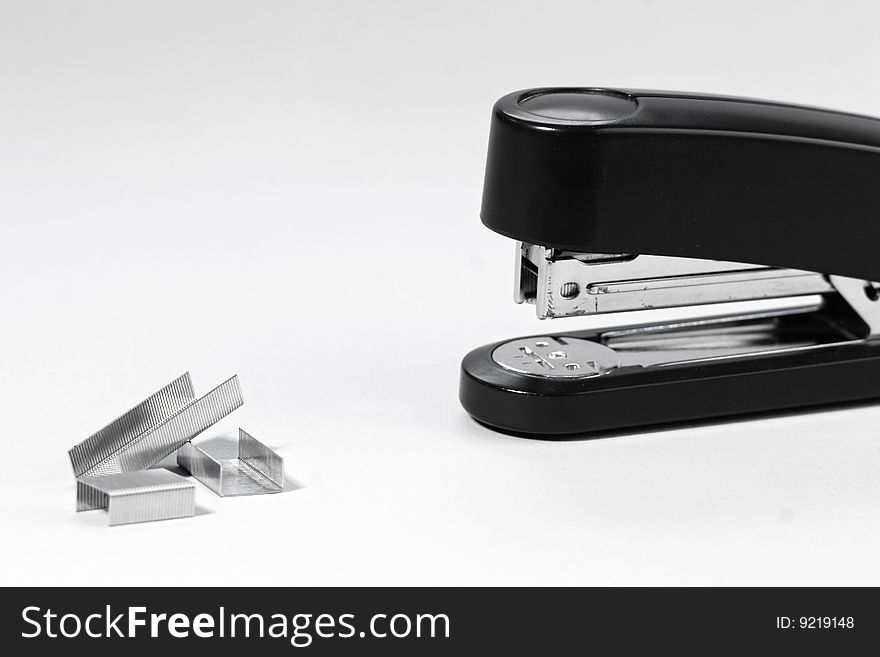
[[282, 474, 305, 493]]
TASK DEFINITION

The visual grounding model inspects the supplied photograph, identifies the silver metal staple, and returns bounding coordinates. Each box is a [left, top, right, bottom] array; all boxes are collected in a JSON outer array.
[[68, 373, 244, 478], [76, 470, 196, 526], [68, 373, 196, 478], [177, 428, 284, 496]]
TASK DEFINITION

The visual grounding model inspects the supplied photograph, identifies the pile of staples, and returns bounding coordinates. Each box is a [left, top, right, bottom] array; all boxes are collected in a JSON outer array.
[[68, 372, 285, 526]]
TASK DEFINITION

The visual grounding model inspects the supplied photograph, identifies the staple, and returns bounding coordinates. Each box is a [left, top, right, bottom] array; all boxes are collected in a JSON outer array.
[[68, 373, 244, 478], [177, 428, 284, 496], [76, 470, 195, 526]]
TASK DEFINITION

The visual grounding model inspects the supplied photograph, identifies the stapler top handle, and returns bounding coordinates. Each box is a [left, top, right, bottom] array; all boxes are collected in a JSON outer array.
[[481, 89, 880, 282]]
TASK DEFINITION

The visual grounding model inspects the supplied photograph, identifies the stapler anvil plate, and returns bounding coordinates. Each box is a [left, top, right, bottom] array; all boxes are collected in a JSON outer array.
[[459, 88, 880, 436]]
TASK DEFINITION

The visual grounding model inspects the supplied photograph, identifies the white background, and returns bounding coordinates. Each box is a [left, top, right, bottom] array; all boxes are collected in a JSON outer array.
[[2, 0, 880, 586]]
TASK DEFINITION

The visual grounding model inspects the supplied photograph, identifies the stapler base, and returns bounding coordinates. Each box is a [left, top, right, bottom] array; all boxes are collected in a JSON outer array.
[[460, 311, 880, 436]]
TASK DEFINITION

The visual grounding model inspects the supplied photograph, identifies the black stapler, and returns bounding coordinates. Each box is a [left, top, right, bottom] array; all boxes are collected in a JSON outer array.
[[459, 88, 880, 436]]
